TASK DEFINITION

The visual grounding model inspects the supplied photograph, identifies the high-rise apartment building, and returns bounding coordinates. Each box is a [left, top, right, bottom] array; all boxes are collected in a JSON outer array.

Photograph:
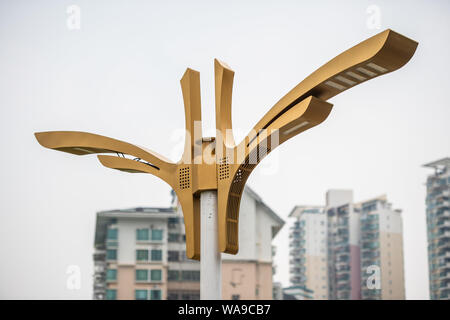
[[326, 190, 361, 300], [288, 190, 405, 300], [93, 186, 284, 300], [424, 158, 450, 300], [289, 206, 328, 299], [357, 196, 405, 299]]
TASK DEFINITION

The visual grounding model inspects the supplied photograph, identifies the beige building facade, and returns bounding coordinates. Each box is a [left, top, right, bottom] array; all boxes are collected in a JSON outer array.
[[93, 187, 284, 300], [289, 206, 328, 300]]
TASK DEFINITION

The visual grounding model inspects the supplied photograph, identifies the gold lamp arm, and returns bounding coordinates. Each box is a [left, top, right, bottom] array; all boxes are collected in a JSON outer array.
[[248, 29, 418, 140], [34, 131, 174, 170]]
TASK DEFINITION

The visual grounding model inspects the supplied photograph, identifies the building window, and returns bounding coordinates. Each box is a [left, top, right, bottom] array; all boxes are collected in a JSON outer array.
[[167, 292, 178, 300], [181, 292, 200, 300], [231, 294, 240, 300], [168, 251, 180, 262], [150, 289, 162, 300], [136, 250, 149, 261], [168, 217, 179, 229], [106, 249, 117, 261], [106, 289, 116, 300], [106, 241, 118, 248], [168, 270, 179, 281], [151, 269, 162, 281], [181, 270, 200, 281], [152, 229, 163, 241], [136, 269, 148, 282], [151, 249, 162, 261], [136, 229, 149, 241], [168, 233, 180, 242], [107, 228, 118, 240], [135, 290, 148, 300], [106, 269, 117, 282]]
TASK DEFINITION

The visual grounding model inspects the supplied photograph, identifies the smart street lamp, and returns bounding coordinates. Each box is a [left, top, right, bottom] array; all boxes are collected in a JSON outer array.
[[35, 29, 417, 299]]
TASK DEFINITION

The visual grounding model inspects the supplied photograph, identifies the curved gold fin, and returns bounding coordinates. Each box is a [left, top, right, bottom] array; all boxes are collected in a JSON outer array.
[[248, 29, 418, 140], [34, 131, 173, 170], [176, 191, 200, 260], [180, 69, 202, 164], [215, 59, 235, 148], [179, 68, 202, 260]]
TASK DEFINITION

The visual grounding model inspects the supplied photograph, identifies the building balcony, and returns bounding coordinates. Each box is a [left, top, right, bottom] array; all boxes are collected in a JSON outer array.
[[434, 190, 450, 199], [439, 281, 450, 290], [439, 271, 450, 280], [290, 276, 306, 285], [335, 251, 350, 260], [436, 210, 450, 218], [290, 267, 306, 275], [290, 222, 303, 230], [441, 261, 450, 269], [290, 258, 306, 265], [361, 252, 380, 260], [437, 239, 450, 249], [362, 290, 381, 300], [334, 243, 350, 250], [336, 265, 351, 272], [435, 210, 450, 220], [289, 242, 304, 248], [361, 225, 379, 232], [334, 240, 349, 247], [289, 233, 304, 240], [289, 273, 306, 280], [437, 231, 450, 239], [436, 200, 450, 208], [361, 233, 380, 241], [362, 259, 380, 268], [361, 245, 380, 252], [336, 292, 351, 300], [289, 248, 305, 256], [336, 269, 351, 277], [93, 283, 106, 291], [336, 275, 350, 283], [437, 220, 450, 227], [336, 284, 351, 292], [438, 250, 450, 258], [93, 252, 106, 261], [439, 291, 450, 299], [335, 260, 350, 267]]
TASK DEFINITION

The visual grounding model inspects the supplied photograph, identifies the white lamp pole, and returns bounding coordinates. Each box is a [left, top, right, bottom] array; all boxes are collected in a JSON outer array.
[[200, 190, 222, 300]]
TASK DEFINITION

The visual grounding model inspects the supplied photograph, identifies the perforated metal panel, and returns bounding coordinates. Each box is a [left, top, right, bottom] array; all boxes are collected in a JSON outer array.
[[178, 167, 191, 189], [218, 157, 230, 180]]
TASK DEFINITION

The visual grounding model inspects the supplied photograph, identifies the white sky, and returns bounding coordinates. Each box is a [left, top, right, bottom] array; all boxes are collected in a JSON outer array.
[[1, 0, 449, 299]]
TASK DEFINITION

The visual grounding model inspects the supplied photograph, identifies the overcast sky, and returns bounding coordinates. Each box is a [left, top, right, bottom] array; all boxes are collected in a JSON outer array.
[[1, 0, 449, 299]]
